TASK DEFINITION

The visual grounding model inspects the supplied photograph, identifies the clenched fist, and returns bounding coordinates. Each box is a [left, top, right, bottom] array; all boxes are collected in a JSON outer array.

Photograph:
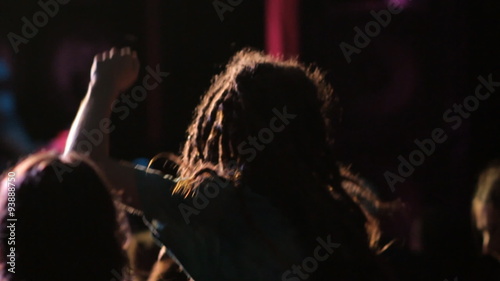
[[90, 47, 140, 95]]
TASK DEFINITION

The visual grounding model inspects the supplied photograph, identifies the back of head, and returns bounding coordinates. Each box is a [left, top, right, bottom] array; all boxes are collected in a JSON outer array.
[[0, 152, 128, 281], [180, 49, 338, 179], [179, 49, 390, 280]]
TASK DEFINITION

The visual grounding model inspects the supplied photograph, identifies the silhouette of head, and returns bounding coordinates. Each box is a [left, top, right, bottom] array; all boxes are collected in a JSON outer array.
[[0, 152, 129, 280]]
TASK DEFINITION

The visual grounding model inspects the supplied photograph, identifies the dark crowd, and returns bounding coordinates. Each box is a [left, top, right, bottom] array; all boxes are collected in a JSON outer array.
[[0, 1, 499, 280]]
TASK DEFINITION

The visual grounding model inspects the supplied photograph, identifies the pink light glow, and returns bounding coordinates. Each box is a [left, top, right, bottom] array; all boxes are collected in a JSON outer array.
[[265, 0, 300, 58], [388, 0, 411, 9]]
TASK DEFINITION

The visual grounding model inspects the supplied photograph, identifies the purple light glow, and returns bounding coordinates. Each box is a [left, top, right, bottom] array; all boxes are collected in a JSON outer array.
[[388, 0, 411, 9]]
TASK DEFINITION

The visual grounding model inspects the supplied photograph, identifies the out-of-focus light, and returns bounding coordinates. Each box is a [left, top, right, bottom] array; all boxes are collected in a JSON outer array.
[[0, 90, 15, 113], [0, 59, 11, 81], [388, 0, 411, 9]]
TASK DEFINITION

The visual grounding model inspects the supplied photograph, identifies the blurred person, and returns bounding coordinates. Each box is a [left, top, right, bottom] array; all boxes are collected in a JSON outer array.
[[64, 47, 397, 281], [457, 161, 500, 281], [472, 161, 500, 261], [147, 247, 190, 281], [0, 152, 130, 281]]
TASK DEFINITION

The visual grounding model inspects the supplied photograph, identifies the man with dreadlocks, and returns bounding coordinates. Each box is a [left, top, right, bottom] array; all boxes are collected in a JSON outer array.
[[64, 47, 396, 281]]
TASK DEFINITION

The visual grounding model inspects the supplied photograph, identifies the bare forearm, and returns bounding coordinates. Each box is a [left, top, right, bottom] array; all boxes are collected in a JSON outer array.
[[64, 81, 117, 160], [64, 47, 138, 160], [64, 81, 143, 209], [63, 48, 143, 210]]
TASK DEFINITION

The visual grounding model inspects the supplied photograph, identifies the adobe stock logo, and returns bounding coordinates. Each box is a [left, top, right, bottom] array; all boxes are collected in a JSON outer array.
[[384, 74, 499, 191], [339, 1, 407, 63], [53, 64, 169, 181], [282, 235, 340, 281], [212, 0, 243, 22], [7, 0, 71, 54], [237, 107, 297, 162], [178, 106, 297, 224]]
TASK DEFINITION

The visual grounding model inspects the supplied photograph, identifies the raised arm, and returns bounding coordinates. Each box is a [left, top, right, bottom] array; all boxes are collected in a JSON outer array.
[[63, 47, 143, 209], [64, 47, 139, 159]]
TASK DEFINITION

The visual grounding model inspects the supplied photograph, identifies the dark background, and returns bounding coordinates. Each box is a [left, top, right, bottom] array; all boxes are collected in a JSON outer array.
[[1, 0, 499, 280]]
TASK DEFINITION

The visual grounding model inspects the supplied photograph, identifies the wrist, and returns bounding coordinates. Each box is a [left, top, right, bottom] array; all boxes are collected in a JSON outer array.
[[88, 79, 120, 102]]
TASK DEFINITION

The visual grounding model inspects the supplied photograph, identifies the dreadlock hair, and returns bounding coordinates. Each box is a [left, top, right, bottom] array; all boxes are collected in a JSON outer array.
[[174, 49, 392, 280]]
